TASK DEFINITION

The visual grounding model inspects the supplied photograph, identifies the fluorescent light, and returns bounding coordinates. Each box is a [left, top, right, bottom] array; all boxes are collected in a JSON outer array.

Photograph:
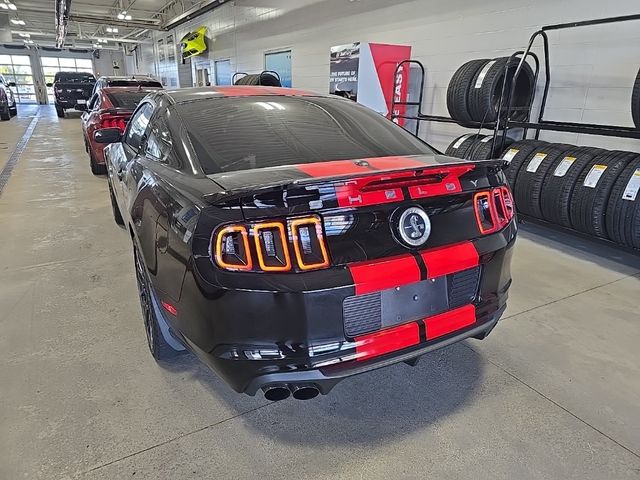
[[117, 13, 124, 19], [11, 19, 25, 25], [0, 4, 8, 9], [8, 3, 17, 10], [18, 32, 30, 38], [124, 14, 131, 20], [106, 27, 118, 33]]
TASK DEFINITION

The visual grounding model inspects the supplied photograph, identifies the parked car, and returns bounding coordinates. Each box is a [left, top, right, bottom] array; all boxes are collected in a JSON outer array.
[[47, 71, 96, 118], [0, 74, 17, 121], [91, 75, 163, 97], [81, 87, 160, 175], [96, 86, 516, 400]]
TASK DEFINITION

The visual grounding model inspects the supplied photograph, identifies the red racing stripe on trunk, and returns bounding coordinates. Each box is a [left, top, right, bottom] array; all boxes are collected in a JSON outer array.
[[297, 160, 372, 178], [420, 241, 479, 279], [355, 322, 420, 361], [424, 304, 476, 340], [364, 156, 429, 170], [349, 254, 420, 295]]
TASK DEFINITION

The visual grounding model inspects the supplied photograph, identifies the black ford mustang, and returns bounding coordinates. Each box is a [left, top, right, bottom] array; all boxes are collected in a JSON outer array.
[[97, 86, 516, 400]]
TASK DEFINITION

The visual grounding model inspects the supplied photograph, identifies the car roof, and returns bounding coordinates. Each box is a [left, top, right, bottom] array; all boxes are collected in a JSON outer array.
[[100, 76, 161, 82], [160, 86, 326, 104], [100, 86, 161, 94]]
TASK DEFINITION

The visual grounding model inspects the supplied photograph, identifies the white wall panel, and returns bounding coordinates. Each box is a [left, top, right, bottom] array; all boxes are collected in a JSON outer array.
[[134, 0, 640, 152]]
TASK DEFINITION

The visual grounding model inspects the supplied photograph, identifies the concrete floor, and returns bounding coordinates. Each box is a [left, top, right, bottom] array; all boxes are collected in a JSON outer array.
[[0, 105, 639, 480]]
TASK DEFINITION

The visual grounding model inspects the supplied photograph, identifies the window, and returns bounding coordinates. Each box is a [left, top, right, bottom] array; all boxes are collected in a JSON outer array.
[[214, 59, 232, 85], [265, 50, 292, 87], [166, 35, 175, 62], [124, 103, 153, 152], [106, 91, 153, 109], [176, 96, 435, 175], [0, 54, 35, 103], [145, 116, 173, 161], [157, 39, 165, 63]]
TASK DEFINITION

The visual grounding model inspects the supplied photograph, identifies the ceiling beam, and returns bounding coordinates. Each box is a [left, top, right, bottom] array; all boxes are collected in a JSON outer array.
[[55, 0, 72, 47], [68, 13, 162, 30]]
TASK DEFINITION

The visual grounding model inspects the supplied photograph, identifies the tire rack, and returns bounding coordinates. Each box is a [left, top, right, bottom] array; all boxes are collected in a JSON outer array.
[[391, 13, 640, 148], [390, 13, 640, 254]]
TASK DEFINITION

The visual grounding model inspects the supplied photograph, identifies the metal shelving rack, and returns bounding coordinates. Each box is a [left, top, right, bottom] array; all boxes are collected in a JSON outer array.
[[391, 13, 640, 150]]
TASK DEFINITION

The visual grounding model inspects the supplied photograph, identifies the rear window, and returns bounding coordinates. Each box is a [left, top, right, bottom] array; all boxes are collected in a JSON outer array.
[[175, 96, 435, 175], [107, 80, 162, 88], [106, 91, 153, 109], [55, 72, 95, 83]]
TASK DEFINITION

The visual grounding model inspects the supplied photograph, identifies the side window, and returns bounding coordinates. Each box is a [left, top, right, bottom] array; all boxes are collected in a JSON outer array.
[[124, 103, 153, 152], [87, 94, 99, 111], [145, 115, 173, 162]]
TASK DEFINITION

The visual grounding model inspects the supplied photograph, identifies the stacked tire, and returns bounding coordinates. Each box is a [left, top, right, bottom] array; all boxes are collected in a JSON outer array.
[[445, 133, 512, 160], [632, 67, 640, 129], [447, 56, 535, 125], [234, 72, 281, 86], [501, 140, 640, 249]]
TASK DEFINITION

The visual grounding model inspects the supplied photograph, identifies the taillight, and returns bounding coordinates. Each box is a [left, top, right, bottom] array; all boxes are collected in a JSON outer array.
[[473, 186, 514, 235], [100, 116, 128, 132], [212, 216, 331, 272], [253, 222, 291, 272], [214, 225, 252, 271], [290, 216, 330, 270]]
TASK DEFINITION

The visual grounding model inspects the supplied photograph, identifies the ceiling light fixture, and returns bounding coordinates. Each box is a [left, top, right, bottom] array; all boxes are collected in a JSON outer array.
[[18, 32, 30, 38], [106, 27, 118, 33], [0, 3, 7, 9], [117, 11, 132, 21], [8, 2, 17, 10], [10, 19, 25, 25]]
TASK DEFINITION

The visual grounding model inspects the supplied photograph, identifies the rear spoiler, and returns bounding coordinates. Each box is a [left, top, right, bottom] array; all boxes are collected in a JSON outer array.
[[203, 158, 505, 205]]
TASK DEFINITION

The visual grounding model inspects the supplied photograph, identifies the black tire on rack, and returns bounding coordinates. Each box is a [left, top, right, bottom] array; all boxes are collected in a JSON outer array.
[[569, 150, 637, 238], [233, 72, 281, 86], [446, 59, 489, 125], [444, 133, 483, 159], [514, 143, 573, 218], [539, 146, 606, 228], [605, 155, 640, 249], [468, 56, 535, 124], [468, 135, 513, 160], [499, 140, 547, 191], [632, 67, 640, 129]]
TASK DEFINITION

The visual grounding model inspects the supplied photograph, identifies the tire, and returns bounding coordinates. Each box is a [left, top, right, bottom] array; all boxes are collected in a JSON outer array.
[[499, 140, 547, 191], [56, 105, 65, 118], [90, 151, 107, 175], [9, 106, 17, 117], [0, 105, 9, 121], [108, 181, 124, 227], [134, 246, 180, 361], [569, 150, 637, 238], [446, 59, 489, 125], [514, 143, 573, 218], [468, 56, 535, 124], [234, 72, 281, 86], [539, 146, 605, 228], [632, 67, 640, 129], [444, 133, 484, 159], [468, 134, 513, 160], [605, 155, 640, 249]]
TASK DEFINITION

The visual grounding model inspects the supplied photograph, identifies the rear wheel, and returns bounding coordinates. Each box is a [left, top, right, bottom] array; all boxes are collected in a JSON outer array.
[[89, 150, 107, 175], [0, 105, 9, 121], [56, 105, 64, 118], [133, 246, 179, 361], [9, 106, 17, 117]]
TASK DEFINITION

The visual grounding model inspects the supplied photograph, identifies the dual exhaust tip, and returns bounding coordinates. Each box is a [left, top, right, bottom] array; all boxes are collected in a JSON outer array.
[[263, 384, 320, 401]]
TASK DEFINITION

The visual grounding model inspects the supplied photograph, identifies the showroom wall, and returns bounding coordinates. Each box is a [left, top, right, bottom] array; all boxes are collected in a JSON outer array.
[[139, 0, 640, 153]]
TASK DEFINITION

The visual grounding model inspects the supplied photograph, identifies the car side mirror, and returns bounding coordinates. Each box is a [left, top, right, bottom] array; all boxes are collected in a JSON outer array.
[[94, 128, 122, 144], [8, 82, 16, 87]]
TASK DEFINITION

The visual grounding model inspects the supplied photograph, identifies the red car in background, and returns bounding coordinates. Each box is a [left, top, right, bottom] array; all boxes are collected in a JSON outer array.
[[82, 87, 160, 174]]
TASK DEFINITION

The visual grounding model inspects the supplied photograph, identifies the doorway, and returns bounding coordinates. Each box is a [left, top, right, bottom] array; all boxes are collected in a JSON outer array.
[[265, 50, 292, 87]]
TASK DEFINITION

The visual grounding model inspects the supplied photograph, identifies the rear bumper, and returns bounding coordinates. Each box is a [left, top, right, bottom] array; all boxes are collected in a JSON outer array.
[[162, 221, 516, 395]]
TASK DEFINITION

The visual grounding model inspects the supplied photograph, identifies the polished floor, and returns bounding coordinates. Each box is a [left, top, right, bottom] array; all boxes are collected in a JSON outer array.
[[1, 105, 639, 479]]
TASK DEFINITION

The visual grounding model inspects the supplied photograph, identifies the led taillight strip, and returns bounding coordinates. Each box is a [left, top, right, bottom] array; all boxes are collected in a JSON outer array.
[[214, 225, 253, 271], [473, 186, 515, 235], [213, 216, 331, 273], [290, 217, 330, 270]]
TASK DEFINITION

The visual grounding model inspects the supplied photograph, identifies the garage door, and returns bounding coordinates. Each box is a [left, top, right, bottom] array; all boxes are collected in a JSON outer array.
[[42, 57, 94, 103], [0, 54, 36, 104]]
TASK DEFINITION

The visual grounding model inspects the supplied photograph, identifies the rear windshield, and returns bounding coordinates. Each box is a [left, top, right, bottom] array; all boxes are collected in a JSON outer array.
[[107, 79, 162, 88], [106, 91, 153, 109], [55, 72, 95, 83], [175, 96, 435, 175]]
